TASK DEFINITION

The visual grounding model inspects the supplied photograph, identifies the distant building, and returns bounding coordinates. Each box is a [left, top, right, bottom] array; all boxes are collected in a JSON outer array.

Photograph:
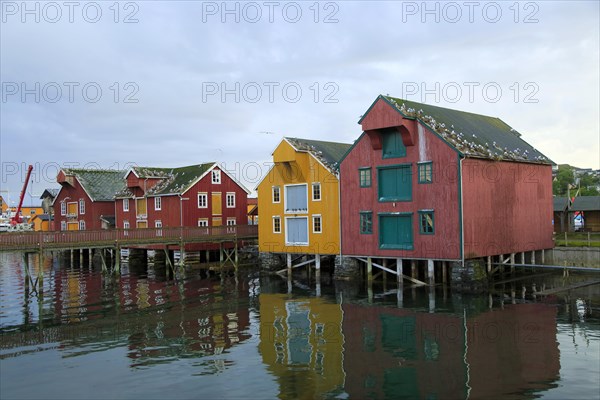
[[40, 188, 59, 215], [114, 163, 249, 230], [553, 197, 569, 232], [570, 196, 600, 232], [54, 169, 126, 231], [30, 214, 53, 231], [247, 197, 258, 225]]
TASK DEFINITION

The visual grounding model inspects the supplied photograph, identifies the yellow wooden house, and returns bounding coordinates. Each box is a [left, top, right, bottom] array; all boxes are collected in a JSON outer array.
[[257, 137, 351, 260]]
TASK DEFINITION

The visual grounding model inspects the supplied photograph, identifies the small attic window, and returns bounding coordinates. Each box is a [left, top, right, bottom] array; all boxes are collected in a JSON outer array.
[[382, 131, 406, 159], [212, 170, 221, 184]]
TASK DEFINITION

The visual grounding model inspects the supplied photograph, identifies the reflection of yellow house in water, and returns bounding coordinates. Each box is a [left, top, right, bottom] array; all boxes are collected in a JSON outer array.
[[258, 294, 345, 399]]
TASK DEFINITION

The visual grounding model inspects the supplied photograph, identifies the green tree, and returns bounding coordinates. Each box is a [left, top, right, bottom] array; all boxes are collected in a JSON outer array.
[[553, 165, 575, 196]]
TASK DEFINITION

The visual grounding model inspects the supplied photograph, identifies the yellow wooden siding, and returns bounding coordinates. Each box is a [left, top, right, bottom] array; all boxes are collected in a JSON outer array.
[[67, 202, 78, 216], [67, 222, 79, 231], [212, 192, 222, 215], [136, 198, 147, 217], [257, 140, 341, 255], [212, 217, 222, 227]]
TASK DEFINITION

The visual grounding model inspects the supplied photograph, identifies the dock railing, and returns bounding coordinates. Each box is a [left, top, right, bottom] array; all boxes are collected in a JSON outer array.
[[0, 225, 258, 252], [554, 231, 600, 248]]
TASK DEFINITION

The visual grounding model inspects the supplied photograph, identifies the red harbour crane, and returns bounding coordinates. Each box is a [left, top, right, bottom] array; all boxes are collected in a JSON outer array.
[[10, 164, 33, 226]]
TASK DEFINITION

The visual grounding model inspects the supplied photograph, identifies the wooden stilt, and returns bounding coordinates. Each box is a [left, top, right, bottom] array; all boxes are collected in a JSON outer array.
[[487, 256, 492, 273], [442, 261, 447, 284], [114, 246, 121, 275], [396, 258, 402, 284], [541, 249, 545, 264], [382, 259, 388, 286], [411, 260, 417, 279], [315, 255, 321, 297], [510, 253, 515, 275], [367, 257, 373, 282], [427, 259, 434, 286], [287, 253, 292, 277]]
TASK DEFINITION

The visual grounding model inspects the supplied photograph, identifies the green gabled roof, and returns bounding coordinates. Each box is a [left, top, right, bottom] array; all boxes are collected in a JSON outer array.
[[377, 95, 552, 164], [553, 197, 569, 212], [135, 163, 215, 196], [571, 196, 600, 211], [63, 169, 127, 201], [285, 137, 352, 172]]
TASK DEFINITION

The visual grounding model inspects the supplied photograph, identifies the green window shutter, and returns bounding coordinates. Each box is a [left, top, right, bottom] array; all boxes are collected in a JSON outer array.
[[378, 164, 412, 202], [379, 214, 413, 250], [382, 132, 406, 159]]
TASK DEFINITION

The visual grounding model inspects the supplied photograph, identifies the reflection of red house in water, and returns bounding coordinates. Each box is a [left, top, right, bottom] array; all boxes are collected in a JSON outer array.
[[342, 303, 559, 399]]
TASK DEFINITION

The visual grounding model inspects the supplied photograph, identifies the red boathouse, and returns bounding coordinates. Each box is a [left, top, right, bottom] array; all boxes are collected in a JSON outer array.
[[338, 95, 554, 285]]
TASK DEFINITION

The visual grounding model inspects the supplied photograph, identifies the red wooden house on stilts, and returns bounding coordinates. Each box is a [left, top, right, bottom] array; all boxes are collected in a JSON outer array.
[[338, 95, 554, 289]]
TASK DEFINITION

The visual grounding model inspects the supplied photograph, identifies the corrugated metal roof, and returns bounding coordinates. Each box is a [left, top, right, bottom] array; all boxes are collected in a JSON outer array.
[[285, 137, 352, 172], [381, 95, 552, 165], [63, 169, 127, 201], [571, 196, 600, 211], [553, 197, 569, 212]]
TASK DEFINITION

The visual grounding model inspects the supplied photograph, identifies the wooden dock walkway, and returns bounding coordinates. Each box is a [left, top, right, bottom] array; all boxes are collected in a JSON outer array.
[[0, 225, 258, 252]]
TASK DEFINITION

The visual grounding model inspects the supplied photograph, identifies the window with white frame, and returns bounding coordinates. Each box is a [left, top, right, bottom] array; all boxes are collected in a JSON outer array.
[[124, 220, 130, 229], [198, 193, 208, 208], [154, 196, 162, 211], [272, 186, 280, 203], [79, 199, 85, 214], [155, 220, 163, 236], [273, 216, 281, 233], [312, 215, 322, 233], [312, 183, 321, 201], [61, 221, 66, 231], [61, 202, 66, 216], [284, 184, 308, 213], [226, 218, 236, 226], [212, 170, 221, 184], [226, 192, 235, 208], [198, 218, 209, 227], [79, 220, 86, 230], [123, 198, 129, 212]]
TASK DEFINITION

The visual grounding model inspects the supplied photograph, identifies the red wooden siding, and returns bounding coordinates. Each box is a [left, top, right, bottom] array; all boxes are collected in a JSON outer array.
[[53, 179, 115, 231], [341, 100, 461, 260], [462, 159, 554, 257]]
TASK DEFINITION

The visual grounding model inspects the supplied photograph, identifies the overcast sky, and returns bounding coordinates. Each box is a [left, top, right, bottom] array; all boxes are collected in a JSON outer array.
[[1, 0, 598, 204]]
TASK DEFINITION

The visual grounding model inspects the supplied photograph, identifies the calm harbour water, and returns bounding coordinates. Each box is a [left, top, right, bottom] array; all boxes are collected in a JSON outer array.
[[1, 251, 599, 400]]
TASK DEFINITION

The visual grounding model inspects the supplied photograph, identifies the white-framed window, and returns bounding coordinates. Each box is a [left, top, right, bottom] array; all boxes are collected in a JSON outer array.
[[79, 220, 86, 230], [124, 220, 130, 229], [312, 183, 321, 201], [198, 218, 209, 227], [273, 216, 281, 233], [284, 184, 308, 213], [155, 220, 163, 236], [312, 215, 322, 233], [198, 192, 208, 208], [226, 217, 236, 233], [212, 169, 221, 184], [226, 192, 235, 208], [272, 186, 280, 203], [61, 221, 66, 231], [154, 196, 162, 211], [285, 216, 309, 246], [60, 202, 66, 216], [123, 198, 129, 212], [79, 199, 85, 214]]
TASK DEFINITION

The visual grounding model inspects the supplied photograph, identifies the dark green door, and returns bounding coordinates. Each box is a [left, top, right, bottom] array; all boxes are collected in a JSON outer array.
[[379, 214, 413, 250]]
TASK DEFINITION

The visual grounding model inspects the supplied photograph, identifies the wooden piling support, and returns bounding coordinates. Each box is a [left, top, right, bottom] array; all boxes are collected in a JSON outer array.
[[287, 253, 292, 277], [114, 246, 121, 275], [382, 259, 388, 286], [367, 257, 373, 282], [510, 253, 515, 274], [487, 256, 492, 273], [396, 258, 402, 284], [315, 254, 321, 297], [411, 260, 417, 279], [427, 259, 434, 286], [442, 261, 447, 284]]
